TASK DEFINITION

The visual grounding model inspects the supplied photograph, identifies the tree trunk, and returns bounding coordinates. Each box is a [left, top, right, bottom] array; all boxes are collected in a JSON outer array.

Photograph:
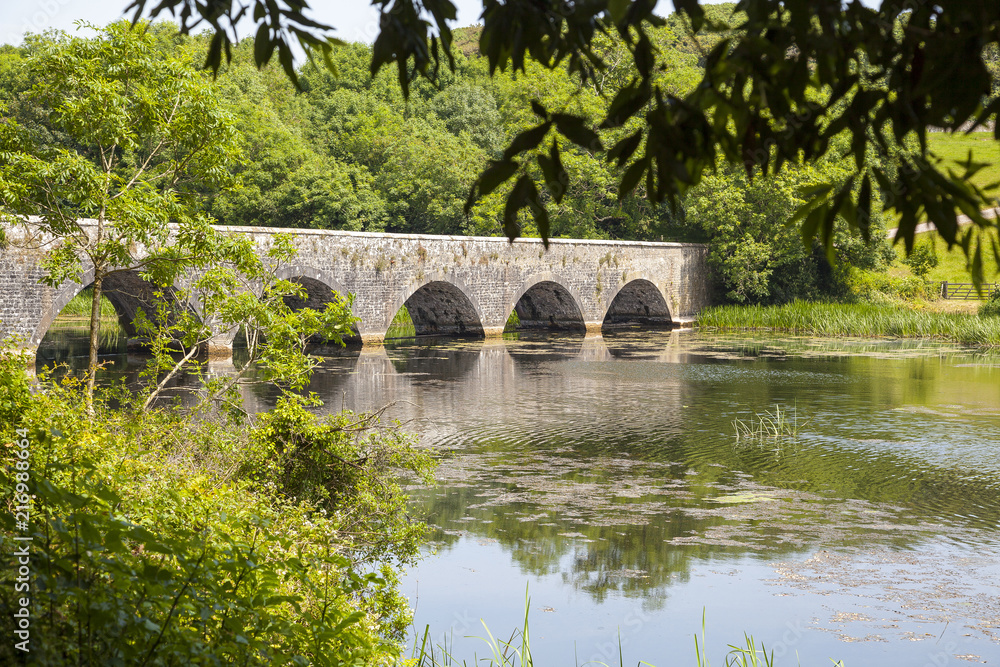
[[85, 273, 103, 414]]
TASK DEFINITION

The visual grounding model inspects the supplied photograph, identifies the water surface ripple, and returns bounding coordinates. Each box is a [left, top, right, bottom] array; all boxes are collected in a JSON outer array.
[[39, 328, 1000, 665]]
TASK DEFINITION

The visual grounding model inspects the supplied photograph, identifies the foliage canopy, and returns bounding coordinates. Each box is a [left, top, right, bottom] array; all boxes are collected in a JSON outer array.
[[124, 0, 1000, 284]]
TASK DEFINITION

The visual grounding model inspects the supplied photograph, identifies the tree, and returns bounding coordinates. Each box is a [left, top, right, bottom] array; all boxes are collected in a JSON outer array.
[[0, 21, 242, 409], [125, 0, 1000, 280]]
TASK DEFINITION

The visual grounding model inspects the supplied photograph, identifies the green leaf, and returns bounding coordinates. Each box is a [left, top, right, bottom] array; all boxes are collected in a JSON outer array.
[[523, 178, 550, 247], [205, 31, 225, 74], [536, 142, 568, 205], [502, 175, 533, 241], [608, 131, 643, 166], [254, 24, 274, 67], [856, 175, 872, 242], [552, 114, 603, 152], [467, 159, 519, 213], [502, 122, 552, 161], [618, 159, 647, 200], [608, 0, 631, 24]]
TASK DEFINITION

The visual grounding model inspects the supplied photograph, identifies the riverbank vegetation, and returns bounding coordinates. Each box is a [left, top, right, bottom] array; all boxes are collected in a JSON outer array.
[[698, 301, 1000, 346], [0, 347, 434, 665]]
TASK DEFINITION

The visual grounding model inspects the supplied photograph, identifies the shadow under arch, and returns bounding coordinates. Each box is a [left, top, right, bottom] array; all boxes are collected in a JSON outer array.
[[276, 267, 361, 344], [508, 275, 586, 333], [602, 278, 673, 330], [390, 276, 486, 338], [32, 268, 194, 351]]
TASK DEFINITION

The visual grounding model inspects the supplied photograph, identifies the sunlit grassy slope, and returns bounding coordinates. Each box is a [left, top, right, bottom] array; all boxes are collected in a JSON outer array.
[[927, 130, 1000, 198], [888, 132, 1000, 286], [890, 230, 1000, 287]]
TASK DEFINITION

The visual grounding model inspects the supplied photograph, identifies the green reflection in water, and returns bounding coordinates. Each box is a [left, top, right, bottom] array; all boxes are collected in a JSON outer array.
[[36, 325, 1000, 621], [401, 332, 1000, 606]]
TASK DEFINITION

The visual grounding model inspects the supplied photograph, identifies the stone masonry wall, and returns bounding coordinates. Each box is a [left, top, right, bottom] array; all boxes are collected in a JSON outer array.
[[1, 222, 711, 352]]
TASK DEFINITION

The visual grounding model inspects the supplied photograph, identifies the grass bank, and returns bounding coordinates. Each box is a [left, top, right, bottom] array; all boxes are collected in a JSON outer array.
[[896, 230, 1000, 287], [927, 131, 1000, 200], [60, 287, 121, 324], [697, 300, 1000, 346], [888, 131, 1000, 287]]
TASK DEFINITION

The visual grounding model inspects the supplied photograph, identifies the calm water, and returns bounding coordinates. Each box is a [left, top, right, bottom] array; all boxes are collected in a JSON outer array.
[[38, 328, 1000, 665]]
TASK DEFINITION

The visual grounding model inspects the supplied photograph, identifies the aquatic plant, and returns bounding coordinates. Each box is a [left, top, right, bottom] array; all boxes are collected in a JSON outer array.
[[407, 604, 840, 667], [722, 633, 774, 667], [732, 404, 806, 443]]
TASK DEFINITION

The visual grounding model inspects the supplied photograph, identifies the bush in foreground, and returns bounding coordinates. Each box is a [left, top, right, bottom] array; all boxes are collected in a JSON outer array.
[[0, 351, 432, 665]]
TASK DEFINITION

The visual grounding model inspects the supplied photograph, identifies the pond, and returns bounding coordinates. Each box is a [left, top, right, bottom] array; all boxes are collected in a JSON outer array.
[[37, 328, 1000, 666]]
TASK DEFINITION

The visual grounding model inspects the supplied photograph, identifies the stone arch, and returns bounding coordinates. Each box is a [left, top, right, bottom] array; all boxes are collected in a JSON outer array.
[[508, 273, 587, 332], [32, 276, 94, 349], [274, 266, 351, 306], [389, 274, 485, 338], [31, 268, 193, 349], [602, 278, 673, 329], [275, 266, 360, 342]]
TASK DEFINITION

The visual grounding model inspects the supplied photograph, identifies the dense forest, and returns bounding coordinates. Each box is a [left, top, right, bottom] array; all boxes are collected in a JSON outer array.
[[2, 5, 997, 304]]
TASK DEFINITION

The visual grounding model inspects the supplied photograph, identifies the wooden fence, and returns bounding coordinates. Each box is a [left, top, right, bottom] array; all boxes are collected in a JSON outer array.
[[940, 282, 999, 300]]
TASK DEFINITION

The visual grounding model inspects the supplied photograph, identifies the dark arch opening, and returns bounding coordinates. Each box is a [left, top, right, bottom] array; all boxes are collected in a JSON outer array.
[[510, 281, 586, 333], [602, 279, 673, 330], [101, 271, 189, 340], [392, 281, 485, 338], [282, 276, 361, 346], [35, 271, 192, 369]]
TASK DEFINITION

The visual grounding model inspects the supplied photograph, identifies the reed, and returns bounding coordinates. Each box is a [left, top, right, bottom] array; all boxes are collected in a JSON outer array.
[[732, 405, 805, 443], [406, 604, 841, 667], [697, 300, 1000, 346]]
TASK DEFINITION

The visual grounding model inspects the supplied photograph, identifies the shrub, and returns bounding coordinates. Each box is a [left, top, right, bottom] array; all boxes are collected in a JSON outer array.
[[980, 289, 1000, 317], [0, 351, 430, 664], [902, 242, 939, 278], [842, 267, 931, 303]]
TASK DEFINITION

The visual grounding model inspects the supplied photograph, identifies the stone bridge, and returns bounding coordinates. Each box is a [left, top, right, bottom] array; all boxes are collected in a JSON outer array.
[[0, 222, 711, 358]]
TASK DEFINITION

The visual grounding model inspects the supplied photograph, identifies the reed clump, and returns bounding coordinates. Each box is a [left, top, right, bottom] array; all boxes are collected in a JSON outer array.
[[697, 300, 1000, 346], [732, 405, 806, 443]]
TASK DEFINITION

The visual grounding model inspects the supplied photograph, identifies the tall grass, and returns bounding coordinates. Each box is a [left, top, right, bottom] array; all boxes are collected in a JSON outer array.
[[386, 305, 416, 338], [60, 287, 119, 322], [385, 306, 522, 338], [697, 300, 1000, 346]]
